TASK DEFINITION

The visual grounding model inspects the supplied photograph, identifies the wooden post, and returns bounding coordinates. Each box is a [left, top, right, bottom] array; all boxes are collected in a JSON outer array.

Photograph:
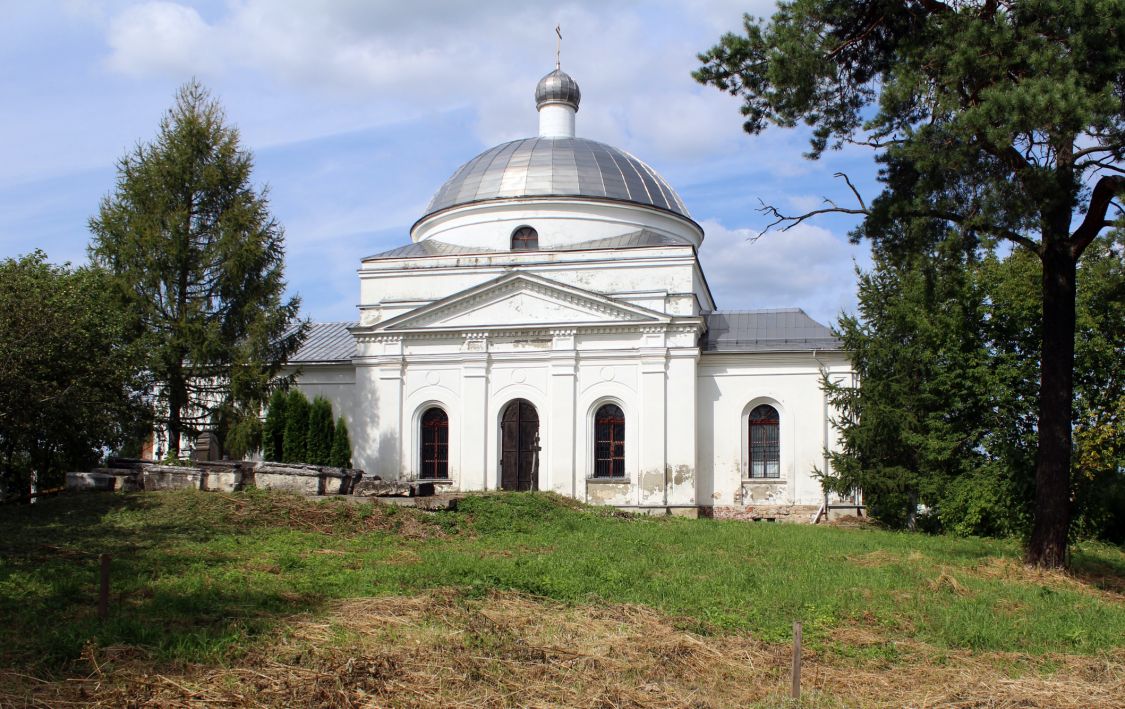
[[791, 620, 802, 700], [98, 554, 110, 620]]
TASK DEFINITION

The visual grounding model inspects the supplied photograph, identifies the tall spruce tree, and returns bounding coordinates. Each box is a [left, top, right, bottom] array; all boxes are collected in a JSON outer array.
[[697, 1, 1125, 567], [89, 80, 306, 457]]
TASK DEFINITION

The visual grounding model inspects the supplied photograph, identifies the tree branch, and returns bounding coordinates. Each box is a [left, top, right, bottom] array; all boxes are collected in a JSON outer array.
[[759, 201, 868, 232], [835, 172, 868, 211], [1071, 143, 1123, 161], [1070, 175, 1125, 258]]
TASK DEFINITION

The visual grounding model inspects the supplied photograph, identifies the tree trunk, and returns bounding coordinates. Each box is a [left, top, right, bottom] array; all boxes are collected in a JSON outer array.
[[1025, 243, 1077, 568], [167, 369, 184, 458]]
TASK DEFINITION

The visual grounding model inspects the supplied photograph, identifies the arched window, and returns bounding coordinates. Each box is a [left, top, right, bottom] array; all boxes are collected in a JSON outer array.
[[748, 404, 780, 478], [511, 226, 539, 251], [420, 407, 449, 479], [594, 403, 625, 478]]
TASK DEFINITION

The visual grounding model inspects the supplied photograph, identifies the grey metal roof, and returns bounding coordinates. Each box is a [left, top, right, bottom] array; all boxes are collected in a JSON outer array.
[[420, 137, 691, 221], [535, 69, 581, 110], [289, 322, 357, 363], [364, 229, 690, 261], [703, 309, 842, 352]]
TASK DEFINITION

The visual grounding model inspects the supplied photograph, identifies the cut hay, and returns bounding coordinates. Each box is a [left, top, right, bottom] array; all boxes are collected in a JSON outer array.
[[2, 591, 1121, 708]]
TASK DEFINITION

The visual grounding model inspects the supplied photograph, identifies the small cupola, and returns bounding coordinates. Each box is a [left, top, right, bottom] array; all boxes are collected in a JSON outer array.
[[535, 68, 580, 138]]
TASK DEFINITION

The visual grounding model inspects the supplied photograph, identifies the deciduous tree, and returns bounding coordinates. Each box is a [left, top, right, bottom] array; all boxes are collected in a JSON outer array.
[[0, 252, 149, 500]]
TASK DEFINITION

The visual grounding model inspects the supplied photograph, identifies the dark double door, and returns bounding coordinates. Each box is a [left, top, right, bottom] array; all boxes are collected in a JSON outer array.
[[500, 399, 539, 491]]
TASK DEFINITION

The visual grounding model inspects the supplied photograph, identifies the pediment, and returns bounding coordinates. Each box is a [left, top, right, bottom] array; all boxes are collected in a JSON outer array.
[[376, 273, 667, 332]]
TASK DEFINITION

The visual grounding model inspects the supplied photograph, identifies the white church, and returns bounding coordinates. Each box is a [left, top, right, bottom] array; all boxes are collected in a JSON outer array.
[[287, 67, 853, 520]]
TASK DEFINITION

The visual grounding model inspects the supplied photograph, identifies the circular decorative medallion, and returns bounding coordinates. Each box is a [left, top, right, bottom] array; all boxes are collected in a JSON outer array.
[[426, 371, 441, 386], [511, 369, 527, 384], [601, 366, 615, 382]]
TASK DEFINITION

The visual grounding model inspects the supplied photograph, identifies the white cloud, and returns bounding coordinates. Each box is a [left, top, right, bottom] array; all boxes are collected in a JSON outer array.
[[105, 1, 217, 76], [696, 219, 862, 324], [97, 1, 774, 165]]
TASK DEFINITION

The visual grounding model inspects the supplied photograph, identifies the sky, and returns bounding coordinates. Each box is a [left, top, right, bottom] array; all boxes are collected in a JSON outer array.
[[0, 0, 879, 326]]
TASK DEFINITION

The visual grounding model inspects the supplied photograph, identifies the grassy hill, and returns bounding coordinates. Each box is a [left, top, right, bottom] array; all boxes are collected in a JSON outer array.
[[1, 490, 1122, 706]]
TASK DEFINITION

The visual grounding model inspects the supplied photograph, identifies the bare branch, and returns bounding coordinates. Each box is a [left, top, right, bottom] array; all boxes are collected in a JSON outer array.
[[755, 170, 1041, 254], [1071, 143, 1123, 161], [759, 201, 868, 232], [835, 172, 868, 211]]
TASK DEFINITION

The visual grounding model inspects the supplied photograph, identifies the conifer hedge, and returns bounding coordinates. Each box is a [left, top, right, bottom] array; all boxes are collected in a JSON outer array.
[[262, 389, 351, 467]]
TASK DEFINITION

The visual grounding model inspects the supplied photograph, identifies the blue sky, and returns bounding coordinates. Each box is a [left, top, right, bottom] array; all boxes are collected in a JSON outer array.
[[0, 0, 877, 326]]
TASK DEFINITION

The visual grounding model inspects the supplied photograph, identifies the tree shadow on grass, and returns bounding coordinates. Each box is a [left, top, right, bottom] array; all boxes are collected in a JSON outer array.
[[0, 492, 332, 674]]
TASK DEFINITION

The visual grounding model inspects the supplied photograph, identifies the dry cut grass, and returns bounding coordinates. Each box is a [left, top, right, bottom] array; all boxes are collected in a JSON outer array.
[[3, 590, 1122, 708]]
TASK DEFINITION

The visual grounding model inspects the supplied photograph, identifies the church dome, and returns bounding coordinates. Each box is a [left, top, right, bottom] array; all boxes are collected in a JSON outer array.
[[420, 136, 691, 220], [535, 69, 581, 110]]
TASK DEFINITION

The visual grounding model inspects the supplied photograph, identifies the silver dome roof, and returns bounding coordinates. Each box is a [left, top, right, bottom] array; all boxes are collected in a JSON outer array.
[[535, 69, 581, 110], [420, 137, 691, 220]]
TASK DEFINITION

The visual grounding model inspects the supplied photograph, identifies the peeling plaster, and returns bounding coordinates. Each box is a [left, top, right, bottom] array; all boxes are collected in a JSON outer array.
[[587, 481, 630, 505]]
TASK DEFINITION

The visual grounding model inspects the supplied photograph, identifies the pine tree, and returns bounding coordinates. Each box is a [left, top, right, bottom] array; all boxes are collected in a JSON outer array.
[[330, 417, 352, 469], [282, 390, 309, 464], [697, 2, 1125, 566], [306, 397, 335, 466], [262, 388, 288, 462], [89, 80, 307, 457]]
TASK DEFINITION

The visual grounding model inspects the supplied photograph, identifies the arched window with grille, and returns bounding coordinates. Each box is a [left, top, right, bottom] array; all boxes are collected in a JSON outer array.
[[420, 407, 449, 479], [511, 226, 539, 251], [594, 403, 625, 478], [748, 404, 780, 478]]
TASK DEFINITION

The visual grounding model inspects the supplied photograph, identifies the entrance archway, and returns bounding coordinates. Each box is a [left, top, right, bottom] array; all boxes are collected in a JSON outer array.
[[500, 399, 539, 491]]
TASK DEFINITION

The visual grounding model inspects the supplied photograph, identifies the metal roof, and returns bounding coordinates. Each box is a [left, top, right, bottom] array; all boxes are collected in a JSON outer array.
[[289, 322, 357, 363], [364, 229, 690, 261], [535, 69, 581, 110], [703, 309, 842, 352], [420, 137, 691, 221], [287, 310, 840, 362]]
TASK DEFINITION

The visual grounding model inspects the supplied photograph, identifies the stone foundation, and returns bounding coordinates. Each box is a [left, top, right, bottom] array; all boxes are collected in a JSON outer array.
[[707, 504, 821, 523]]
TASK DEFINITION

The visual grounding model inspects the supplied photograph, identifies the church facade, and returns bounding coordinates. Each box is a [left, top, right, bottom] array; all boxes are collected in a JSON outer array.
[[287, 68, 853, 519]]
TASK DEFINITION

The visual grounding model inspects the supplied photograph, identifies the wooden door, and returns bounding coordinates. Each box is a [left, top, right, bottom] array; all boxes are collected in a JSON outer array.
[[500, 399, 539, 491]]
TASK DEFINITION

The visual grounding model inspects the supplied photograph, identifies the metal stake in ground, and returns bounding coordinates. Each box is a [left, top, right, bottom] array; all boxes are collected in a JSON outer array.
[[98, 554, 110, 620], [791, 620, 802, 699]]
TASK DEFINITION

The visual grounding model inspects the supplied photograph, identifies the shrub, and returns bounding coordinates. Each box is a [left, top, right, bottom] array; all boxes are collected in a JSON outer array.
[[262, 388, 288, 462], [330, 417, 352, 469], [282, 390, 310, 463], [306, 397, 335, 466]]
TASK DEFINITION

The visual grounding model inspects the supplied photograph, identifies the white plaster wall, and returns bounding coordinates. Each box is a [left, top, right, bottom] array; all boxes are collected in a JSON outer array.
[[292, 365, 356, 434], [290, 345, 849, 513], [696, 351, 851, 507], [359, 250, 703, 321], [411, 198, 703, 248]]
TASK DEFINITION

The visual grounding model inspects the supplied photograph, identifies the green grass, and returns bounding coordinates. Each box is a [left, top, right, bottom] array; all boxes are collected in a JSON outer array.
[[1, 490, 1122, 672]]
